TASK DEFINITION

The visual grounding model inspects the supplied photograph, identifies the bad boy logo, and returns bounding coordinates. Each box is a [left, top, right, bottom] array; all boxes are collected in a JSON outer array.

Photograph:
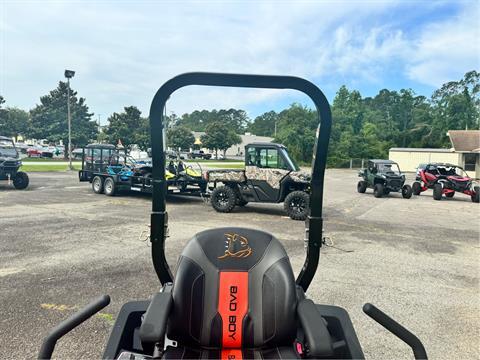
[[218, 233, 253, 259]]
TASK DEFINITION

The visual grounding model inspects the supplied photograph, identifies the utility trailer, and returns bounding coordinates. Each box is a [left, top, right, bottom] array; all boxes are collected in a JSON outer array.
[[78, 143, 205, 196]]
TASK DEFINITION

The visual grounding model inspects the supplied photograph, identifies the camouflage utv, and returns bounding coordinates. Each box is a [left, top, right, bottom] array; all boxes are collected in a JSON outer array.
[[206, 143, 311, 220]]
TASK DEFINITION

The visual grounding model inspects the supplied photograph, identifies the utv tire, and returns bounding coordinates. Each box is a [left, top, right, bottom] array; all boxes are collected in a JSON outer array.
[[13, 171, 29, 190], [472, 186, 480, 203], [284, 191, 310, 221], [445, 192, 455, 198], [412, 181, 422, 195], [92, 176, 104, 194], [373, 184, 384, 198], [433, 183, 443, 200], [357, 181, 367, 193], [402, 184, 413, 199], [211, 186, 236, 213], [104, 177, 116, 196]]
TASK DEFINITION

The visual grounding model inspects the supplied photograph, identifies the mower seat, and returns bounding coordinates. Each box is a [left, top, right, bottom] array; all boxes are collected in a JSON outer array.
[[139, 227, 337, 359]]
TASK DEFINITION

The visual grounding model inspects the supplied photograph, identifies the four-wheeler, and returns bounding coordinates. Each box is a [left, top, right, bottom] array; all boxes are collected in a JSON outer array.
[[206, 142, 311, 220], [0, 136, 29, 190], [40, 72, 427, 360], [166, 159, 207, 192], [358, 159, 412, 199], [79, 144, 206, 196], [412, 163, 479, 202]]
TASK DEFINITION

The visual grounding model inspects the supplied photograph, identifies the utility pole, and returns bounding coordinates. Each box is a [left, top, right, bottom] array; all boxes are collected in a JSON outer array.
[[64, 69, 75, 170]]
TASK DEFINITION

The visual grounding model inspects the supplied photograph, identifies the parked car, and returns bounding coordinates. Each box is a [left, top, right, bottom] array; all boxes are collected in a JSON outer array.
[[190, 150, 211, 160], [27, 147, 52, 158]]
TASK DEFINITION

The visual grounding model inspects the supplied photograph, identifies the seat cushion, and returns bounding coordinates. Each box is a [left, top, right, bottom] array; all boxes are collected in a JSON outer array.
[[162, 345, 300, 359], [167, 227, 297, 349]]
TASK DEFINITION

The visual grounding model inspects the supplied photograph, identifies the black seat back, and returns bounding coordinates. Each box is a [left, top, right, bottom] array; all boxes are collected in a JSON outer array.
[[167, 227, 297, 349]]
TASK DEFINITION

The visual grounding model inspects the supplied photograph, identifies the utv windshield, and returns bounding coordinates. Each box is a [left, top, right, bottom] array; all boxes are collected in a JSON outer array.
[[0, 139, 18, 158], [280, 148, 299, 171], [378, 163, 400, 175]]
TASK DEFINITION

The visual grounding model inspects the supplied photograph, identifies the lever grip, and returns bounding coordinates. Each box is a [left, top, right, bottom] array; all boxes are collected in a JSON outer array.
[[363, 303, 427, 360], [38, 295, 111, 359]]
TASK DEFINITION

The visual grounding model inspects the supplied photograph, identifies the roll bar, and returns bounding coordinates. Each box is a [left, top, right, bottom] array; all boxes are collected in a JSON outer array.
[[149, 72, 332, 291]]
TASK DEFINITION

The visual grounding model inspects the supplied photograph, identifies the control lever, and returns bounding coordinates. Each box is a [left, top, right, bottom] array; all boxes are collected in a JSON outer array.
[[38, 295, 111, 359], [363, 303, 427, 360]]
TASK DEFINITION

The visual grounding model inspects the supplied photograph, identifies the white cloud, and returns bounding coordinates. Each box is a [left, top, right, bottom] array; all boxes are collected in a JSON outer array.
[[405, 6, 480, 87], [0, 1, 478, 119]]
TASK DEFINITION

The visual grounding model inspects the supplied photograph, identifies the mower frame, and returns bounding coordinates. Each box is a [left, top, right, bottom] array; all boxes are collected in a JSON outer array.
[[148, 72, 331, 291]]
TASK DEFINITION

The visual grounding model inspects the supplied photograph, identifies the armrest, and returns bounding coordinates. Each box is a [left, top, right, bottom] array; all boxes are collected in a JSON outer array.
[[297, 299, 334, 357], [139, 291, 173, 344]]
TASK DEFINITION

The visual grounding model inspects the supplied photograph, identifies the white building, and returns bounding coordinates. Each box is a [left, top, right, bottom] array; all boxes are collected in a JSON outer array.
[[389, 130, 480, 178], [192, 132, 273, 157]]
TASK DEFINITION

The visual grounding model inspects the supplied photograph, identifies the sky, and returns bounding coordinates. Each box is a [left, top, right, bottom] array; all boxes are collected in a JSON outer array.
[[1, 0, 479, 124]]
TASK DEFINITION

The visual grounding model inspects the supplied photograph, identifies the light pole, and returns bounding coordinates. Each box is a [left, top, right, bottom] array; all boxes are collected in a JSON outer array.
[[64, 69, 75, 170]]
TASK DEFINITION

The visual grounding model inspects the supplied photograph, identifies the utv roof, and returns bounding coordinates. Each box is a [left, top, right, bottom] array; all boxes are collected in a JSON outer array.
[[85, 143, 116, 149], [426, 162, 459, 167], [369, 159, 397, 164], [246, 142, 286, 148]]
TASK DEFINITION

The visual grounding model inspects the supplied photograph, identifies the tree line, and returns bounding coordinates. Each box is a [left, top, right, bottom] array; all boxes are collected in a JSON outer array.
[[0, 71, 478, 166]]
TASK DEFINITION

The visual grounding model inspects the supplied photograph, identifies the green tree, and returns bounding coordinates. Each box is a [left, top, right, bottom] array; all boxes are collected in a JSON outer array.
[[247, 111, 279, 136], [0, 107, 30, 140], [135, 117, 151, 150], [275, 104, 317, 163], [167, 126, 195, 150], [178, 108, 249, 133], [29, 82, 97, 147], [104, 106, 145, 149], [201, 121, 241, 157], [0, 96, 10, 135]]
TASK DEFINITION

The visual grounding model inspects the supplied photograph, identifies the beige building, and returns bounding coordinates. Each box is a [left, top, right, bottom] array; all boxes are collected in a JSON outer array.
[[192, 132, 273, 157], [389, 130, 480, 178]]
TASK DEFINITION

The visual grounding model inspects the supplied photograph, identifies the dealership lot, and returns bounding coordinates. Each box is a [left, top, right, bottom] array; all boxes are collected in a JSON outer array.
[[0, 170, 478, 359]]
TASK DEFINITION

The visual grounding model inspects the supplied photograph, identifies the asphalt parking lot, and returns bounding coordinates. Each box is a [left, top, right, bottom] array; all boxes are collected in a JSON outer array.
[[0, 170, 478, 359]]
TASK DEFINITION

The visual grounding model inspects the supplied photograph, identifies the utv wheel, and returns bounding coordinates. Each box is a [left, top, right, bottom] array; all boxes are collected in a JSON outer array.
[[402, 184, 413, 199], [412, 181, 422, 195], [373, 184, 384, 198], [357, 181, 367, 193], [13, 171, 29, 190], [472, 186, 480, 203], [433, 183, 443, 201], [104, 177, 116, 196], [92, 176, 104, 194], [445, 191, 455, 198], [284, 191, 310, 221], [211, 186, 236, 213]]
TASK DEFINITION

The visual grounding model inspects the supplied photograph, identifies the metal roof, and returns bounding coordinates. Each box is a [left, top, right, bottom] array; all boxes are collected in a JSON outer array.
[[369, 159, 397, 164], [246, 142, 284, 148], [389, 147, 453, 153], [85, 143, 116, 149], [448, 130, 480, 152]]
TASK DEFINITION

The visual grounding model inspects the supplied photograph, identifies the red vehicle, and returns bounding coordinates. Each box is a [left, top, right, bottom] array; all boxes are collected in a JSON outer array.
[[27, 147, 53, 158], [412, 163, 479, 202]]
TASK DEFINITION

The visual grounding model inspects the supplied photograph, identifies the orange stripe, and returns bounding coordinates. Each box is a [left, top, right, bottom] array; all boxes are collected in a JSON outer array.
[[218, 271, 248, 348], [221, 349, 243, 360]]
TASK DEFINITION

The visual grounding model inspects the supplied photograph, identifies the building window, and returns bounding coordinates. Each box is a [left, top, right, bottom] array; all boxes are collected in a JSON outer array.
[[464, 153, 477, 171]]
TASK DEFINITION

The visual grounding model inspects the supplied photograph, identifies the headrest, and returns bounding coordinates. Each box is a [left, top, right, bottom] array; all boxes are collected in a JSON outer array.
[[182, 227, 287, 271]]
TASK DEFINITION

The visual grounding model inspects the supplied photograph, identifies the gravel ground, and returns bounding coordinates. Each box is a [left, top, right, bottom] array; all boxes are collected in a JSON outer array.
[[0, 170, 478, 359]]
